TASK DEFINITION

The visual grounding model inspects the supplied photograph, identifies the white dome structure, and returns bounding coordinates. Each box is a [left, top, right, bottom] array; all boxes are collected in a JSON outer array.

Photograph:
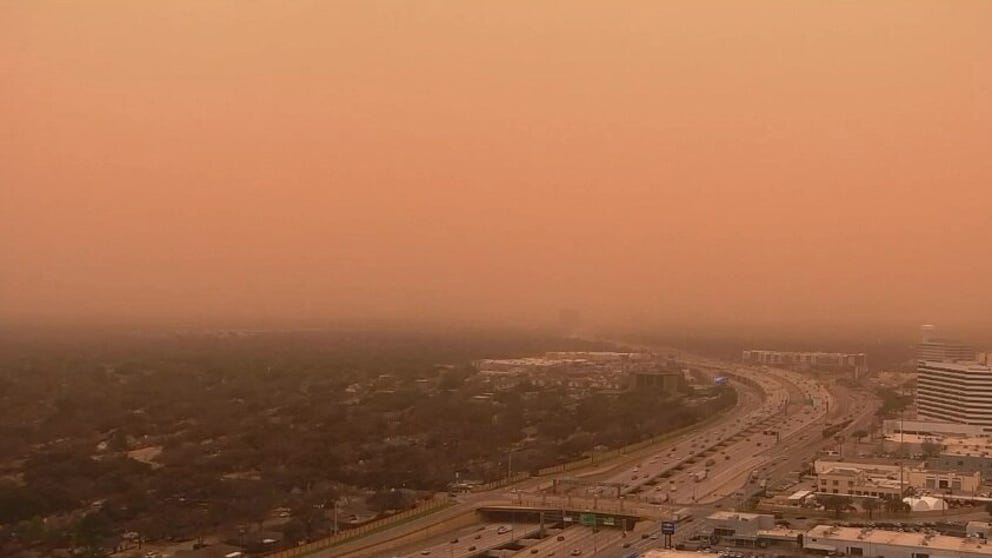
[[903, 496, 948, 512]]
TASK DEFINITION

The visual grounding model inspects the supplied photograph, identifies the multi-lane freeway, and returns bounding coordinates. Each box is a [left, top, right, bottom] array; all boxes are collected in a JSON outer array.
[[391, 523, 542, 558], [558, 363, 834, 510], [330, 352, 874, 558]]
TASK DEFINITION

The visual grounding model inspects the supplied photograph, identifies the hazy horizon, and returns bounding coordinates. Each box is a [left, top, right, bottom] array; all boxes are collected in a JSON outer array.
[[3, 2, 991, 337]]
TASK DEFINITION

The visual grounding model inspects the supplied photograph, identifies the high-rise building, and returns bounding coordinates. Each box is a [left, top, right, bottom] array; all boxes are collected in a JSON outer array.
[[916, 324, 975, 362], [916, 361, 992, 430], [741, 350, 867, 376]]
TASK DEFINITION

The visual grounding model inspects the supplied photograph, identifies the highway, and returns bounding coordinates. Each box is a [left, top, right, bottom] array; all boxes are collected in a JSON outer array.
[[390, 523, 542, 558], [327, 352, 870, 558], [557, 363, 834, 512], [507, 525, 630, 558]]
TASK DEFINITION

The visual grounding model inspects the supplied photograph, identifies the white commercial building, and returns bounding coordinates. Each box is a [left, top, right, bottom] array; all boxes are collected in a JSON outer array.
[[917, 325, 976, 363], [917, 361, 992, 430], [707, 512, 775, 541], [742, 350, 867, 375], [918, 340, 977, 363], [814, 459, 981, 496], [805, 524, 992, 558]]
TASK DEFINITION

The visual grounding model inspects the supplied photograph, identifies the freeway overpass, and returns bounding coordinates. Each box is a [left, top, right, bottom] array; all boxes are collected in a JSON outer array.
[[320, 353, 845, 558], [477, 505, 641, 532]]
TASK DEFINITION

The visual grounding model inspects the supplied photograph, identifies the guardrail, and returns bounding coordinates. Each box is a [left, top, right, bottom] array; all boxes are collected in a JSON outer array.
[[470, 472, 531, 492]]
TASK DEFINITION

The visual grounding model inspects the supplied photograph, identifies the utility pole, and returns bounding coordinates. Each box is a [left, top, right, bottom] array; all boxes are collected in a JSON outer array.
[[333, 501, 339, 535], [900, 410, 906, 457], [898, 461, 905, 498]]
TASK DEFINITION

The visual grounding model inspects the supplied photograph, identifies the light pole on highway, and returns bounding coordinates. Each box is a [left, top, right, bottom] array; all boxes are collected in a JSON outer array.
[[332, 500, 339, 535]]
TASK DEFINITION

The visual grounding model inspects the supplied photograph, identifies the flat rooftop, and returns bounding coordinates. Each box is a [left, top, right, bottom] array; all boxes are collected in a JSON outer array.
[[807, 525, 992, 555], [708, 511, 771, 521], [943, 438, 992, 457]]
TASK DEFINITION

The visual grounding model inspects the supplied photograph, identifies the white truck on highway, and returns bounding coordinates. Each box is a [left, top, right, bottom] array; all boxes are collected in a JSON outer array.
[[693, 469, 708, 482]]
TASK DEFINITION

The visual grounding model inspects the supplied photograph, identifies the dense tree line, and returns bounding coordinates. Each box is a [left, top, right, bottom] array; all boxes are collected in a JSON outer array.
[[0, 329, 731, 556]]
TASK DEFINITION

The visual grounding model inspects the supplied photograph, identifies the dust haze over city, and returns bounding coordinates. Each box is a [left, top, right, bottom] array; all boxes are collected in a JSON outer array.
[[1, 3, 992, 558]]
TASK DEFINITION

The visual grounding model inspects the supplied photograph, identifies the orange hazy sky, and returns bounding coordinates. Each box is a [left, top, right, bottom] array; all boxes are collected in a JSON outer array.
[[2, 1, 990, 333]]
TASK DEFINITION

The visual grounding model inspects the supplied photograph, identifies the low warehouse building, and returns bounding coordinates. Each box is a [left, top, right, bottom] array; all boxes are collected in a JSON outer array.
[[804, 524, 992, 558]]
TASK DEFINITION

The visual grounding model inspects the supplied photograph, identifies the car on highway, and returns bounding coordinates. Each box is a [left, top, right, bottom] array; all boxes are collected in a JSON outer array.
[[570, 550, 581, 556]]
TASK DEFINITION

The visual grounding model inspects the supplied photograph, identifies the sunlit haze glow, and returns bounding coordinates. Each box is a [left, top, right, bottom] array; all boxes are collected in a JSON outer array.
[[2, 2, 990, 336]]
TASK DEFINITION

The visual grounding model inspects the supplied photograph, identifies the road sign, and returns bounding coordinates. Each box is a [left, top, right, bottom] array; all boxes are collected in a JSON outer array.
[[580, 513, 597, 526], [661, 521, 676, 535]]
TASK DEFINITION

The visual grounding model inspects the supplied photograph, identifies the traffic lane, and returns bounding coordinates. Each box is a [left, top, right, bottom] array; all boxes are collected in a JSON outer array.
[[573, 383, 766, 494], [507, 525, 587, 557], [593, 520, 691, 558], [619, 409, 799, 495], [392, 523, 540, 558], [615, 383, 776, 474], [664, 444, 768, 504], [687, 455, 767, 505], [529, 382, 757, 495], [661, 411, 830, 499], [510, 525, 624, 558], [570, 529, 627, 557], [737, 391, 877, 493], [583, 367, 830, 502], [760, 394, 879, 483], [597, 385, 767, 488]]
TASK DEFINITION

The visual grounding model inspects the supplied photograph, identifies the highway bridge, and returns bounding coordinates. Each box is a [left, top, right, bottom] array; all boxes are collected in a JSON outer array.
[[477, 505, 640, 531], [317, 350, 874, 558]]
